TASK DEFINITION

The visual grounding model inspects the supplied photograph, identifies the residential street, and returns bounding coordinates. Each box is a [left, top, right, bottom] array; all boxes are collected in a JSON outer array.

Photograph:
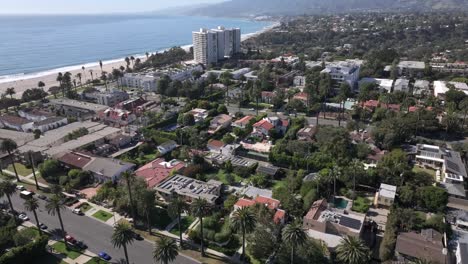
[[3, 192, 199, 264]]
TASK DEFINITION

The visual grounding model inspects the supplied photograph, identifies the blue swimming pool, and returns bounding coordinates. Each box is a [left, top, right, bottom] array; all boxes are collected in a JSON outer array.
[[334, 198, 349, 209]]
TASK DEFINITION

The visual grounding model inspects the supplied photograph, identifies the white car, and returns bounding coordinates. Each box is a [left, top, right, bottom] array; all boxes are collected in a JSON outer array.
[[16, 185, 26, 191], [18, 213, 29, 221], [72, 208, 83, 215]]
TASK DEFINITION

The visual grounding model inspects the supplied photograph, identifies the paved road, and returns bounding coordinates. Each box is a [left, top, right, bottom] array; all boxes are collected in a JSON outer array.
[[3, 193, 198, 264]]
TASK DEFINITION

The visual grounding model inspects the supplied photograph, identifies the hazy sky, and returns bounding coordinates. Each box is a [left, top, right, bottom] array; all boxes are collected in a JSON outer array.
[[1, 0, 225, 14]]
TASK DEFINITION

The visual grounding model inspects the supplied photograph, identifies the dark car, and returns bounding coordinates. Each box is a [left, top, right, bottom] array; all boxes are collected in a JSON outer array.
[[75, 241, 88, 250], [65, 235, 77, 244], [37, 194, 47, 200], [133, 233, 143, 241], [98, 251, 111, 261], [39, 223, 48, 230]]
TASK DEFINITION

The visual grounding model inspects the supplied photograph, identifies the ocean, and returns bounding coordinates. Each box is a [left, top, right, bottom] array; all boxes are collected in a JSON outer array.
[[0, 15, 272, 82]]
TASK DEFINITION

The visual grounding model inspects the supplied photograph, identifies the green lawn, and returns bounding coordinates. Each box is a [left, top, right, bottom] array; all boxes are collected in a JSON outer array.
[[85, 257, 108, 264], [170, 216, 195, 236], [79, 203, 92, 213], [412, 166, 437, 179], [52, 241, 83, 260], [6, 163, 33, 176], [351, 197, 371, 213], [273, 180, 287, 191], [92, 210, 113, 222], [215, 170, 243, 185]]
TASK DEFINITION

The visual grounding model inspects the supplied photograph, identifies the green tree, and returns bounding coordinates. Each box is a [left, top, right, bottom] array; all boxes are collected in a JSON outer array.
[[24, 197, 42, 235], [0, 179, 16, 213], [1, 139, 20, 182], [416, 186, 448, 213], [282, 221, 307, 264], [183, 113, 195, 126], [336, 236, 371, 264], [111, 222, 134, 264], [5, 87, 16, 99], [230, 207, 257, 261], [153, 236, 179, 264], [122, 171, 137, 226], [168, 196, 187, 248], [45, 194, 67, 248], [27, 151, 40, 190], [191, 198, 211, 256], [140, 190, 155, 235]]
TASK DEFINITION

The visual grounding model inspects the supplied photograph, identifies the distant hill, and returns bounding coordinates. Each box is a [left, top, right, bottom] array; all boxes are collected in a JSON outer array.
[[186, 0, 468, 17]]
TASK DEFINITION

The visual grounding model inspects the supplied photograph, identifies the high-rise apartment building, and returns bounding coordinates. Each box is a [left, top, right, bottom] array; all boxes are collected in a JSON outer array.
[[193, 26, 241, 65]]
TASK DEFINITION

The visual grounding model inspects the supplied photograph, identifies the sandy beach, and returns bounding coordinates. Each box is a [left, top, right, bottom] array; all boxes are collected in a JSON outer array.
[[0, 22, 279, 98]]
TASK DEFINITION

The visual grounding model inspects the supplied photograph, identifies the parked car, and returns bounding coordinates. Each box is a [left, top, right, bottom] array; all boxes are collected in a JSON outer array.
[[72, 208, 83, 215], [39, 223, 48, 230], [133, 232, 143, 241], [64, 198, 79, 206], [65, 235, 77, 244], [98, 251, 111, 261], [75, 241, 88, 250], [16, 185, 26, 191], [37, 194, 47, 200], [18, 213, 29, 221]]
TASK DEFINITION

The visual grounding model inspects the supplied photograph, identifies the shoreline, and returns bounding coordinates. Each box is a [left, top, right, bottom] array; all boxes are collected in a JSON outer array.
[[0, 21, 279, 97]]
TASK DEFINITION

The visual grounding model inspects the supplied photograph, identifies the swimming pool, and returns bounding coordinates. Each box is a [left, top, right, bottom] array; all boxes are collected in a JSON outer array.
[[334, 198, 349, 209]]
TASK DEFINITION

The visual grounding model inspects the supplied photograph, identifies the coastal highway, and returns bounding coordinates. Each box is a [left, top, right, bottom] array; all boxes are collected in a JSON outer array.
[[3, 193, 199, 264]]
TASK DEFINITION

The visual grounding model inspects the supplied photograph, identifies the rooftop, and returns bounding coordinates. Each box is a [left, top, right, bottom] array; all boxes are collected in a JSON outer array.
[[398, 61, 426, 69], [0, 115, 31, 126], [155, 175, 222, 203], [379, 183, 397, 199], [50, 99, 109, 112], [395, 229, 447, 264], [135, 158, 186, 189]]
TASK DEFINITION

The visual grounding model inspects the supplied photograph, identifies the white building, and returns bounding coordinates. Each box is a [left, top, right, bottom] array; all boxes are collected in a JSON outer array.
[[397, 61, 425, 77], [374, 183, 397, 207], [84, 90, 129, 107], [321, 60, 362, 90], [193, 26, 241, 65], [433, 81, 468, 97], [294, 76, 306, 87], [393, 79, 410, 93], [359, 78, 394, 93]]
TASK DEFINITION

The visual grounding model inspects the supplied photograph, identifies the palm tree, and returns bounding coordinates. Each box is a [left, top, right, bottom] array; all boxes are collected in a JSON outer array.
[[5, 87, 15, 99], [28, 151, 39, 190], [45, 194, 67, 248], [230, 206, 257, 261], [141, 190, 155, 235], [153, 236, 179, 264], [111, 222, 134, 264], [460, 97, 468, 130], [101, 71, 108, 91], [1, 139, 20, 182], [81, 66, 86, 81], [99, 60, 103, 72], [0, 179, 16, 213], [56, 72, 63, 88], [145, 52, 149, 59], [130, 56, 135, 67], [76, 73, 82, 87], [336, 236, 371, 264], [191, 197, 211, 256], [168, 196, 187, 248], [38, 81, 45, 90], [24, 197, 42, 235], [89, 69, 94, 82], [282, 221, 307, 264], [122, 171, 137, 225]]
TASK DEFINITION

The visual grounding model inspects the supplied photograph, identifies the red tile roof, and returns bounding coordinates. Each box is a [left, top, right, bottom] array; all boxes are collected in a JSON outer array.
[[253, 119, 274, 131], [207, 139, 225, 149], [234, 198, 256, 208], [57, 152, 92, 169], [261, 91, 275, 98], [135, 158, 186, 189], [254, 195, 281, 210], [362, 100, 379, 109], [304, 199, 328, 221], [281, 119, 289, 127], [293, 92, 308, 101], [234, 115, 254, 126], [274, 209, 286, 224]]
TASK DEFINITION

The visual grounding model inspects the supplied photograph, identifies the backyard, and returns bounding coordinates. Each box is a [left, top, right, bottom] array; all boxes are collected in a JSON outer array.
[[352, 197, 371, 213], [412, 166, 436, 180]]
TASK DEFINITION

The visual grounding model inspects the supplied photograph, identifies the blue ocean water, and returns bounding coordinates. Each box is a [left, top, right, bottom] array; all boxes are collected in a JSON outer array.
[[0, 15, 271, 79]]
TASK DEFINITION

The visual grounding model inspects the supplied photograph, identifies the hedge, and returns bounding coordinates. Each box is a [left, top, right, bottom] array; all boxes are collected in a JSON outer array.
[[0, 235, 48, 264]]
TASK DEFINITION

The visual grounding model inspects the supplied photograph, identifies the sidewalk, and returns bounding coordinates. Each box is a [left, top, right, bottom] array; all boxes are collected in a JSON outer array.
[[2, 169, 49, 189]]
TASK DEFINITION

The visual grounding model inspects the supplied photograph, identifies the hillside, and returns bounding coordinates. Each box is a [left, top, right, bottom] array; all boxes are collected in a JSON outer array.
[[187, 0, 468, 17]]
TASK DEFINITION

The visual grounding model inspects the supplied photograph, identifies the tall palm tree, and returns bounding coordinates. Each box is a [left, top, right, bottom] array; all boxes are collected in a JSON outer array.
[[282, 221, 307, 264], [191, 197, 211, 257], [0, 179, 16, 213], [122, 171, 136, 225], [153, 236, 179, 264], [45, 194, 67, 248], [99, 60, 103, 72], [111, 222, 134, 264], [24, 197, 42, 235], [56, 72, 63, 88], [1, 139, 20, 182], [101, 72, 108, 91], [81, 66, 86, 81], [89, 69, 94, 82], [76, 73, 82, 87], [28, 151, 39, 189], [230, 206, 257, 261], [168, 196, 187, 248], [141, 190, 155, 235], [336, 236, 371, 264], [5, 87, 15, 99], [145, 52, 149, 59], [130, 56, 135, 67]]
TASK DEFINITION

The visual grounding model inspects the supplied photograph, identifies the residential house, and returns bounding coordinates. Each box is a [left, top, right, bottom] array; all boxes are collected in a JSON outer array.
[[83, 89, 129, 107], [321, 60, 362, 90], [108, 134, 133, 149], [393, 79, 410, 92], [49, 99, 109, 120], [252, 119, 274, 136], [0, 115, 33, 132], [155, 175, 223, 204], [157, 140, 177, 155], [395, 229, 448, 264], [434, 81, 468, 98], [232, 115, 254, 129], [18, 108, 55, 122], [231, 68, 251, 80], [252, 116, 289, 136], [413, 80, 431, 95], [32, 117, 68, 133], [207, 139, 226, 153], [397, 61, 426, 77], [135, 158, 186, 189], [99, 108, 136, 127], [256, 164, 280, 177], [244, 71, 258, 81], [261, 91, 276, 104], [233, 195, 286, 224], [293, 76, 306, 87], [188, 108, 209, 123], [297, 125, 317, 141], [208, 114, 232, 134], [292, 92, 308, 104], [374, 183, 397, 207], [303, 199, 366, 249]]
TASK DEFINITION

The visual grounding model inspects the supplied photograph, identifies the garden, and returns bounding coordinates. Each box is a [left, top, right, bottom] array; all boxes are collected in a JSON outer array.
[[351, 197, 372, 213], [92, 210, 114, 222]]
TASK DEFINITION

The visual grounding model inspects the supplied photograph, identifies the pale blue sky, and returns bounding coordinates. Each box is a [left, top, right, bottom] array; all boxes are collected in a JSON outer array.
[[1, 0, 225, 14]]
